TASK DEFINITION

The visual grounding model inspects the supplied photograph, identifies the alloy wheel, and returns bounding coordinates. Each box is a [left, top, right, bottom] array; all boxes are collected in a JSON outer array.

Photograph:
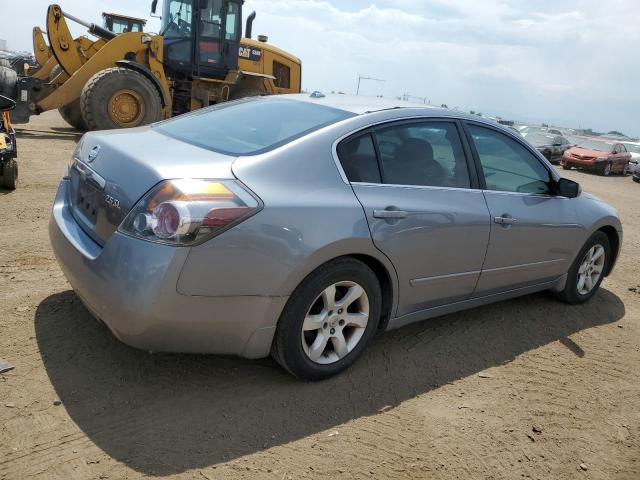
[[301, 281, 370, 364], [577, 244, 605, 295]]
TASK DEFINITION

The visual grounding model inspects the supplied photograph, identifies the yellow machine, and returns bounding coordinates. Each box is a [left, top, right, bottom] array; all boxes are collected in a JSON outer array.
[[1, 1, 301, 131]]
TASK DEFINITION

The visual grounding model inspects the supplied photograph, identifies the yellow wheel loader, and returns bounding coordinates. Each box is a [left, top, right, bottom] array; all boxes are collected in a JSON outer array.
[[0, 1, 301, 131]]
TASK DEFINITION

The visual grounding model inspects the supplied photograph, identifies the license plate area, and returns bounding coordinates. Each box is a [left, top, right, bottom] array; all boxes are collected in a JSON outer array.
[[76, 182, 101, 224]]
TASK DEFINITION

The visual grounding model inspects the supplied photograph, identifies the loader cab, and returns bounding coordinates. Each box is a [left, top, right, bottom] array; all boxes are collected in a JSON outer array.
[[159, 0, 242, 79], [102, 13, 147, 34]]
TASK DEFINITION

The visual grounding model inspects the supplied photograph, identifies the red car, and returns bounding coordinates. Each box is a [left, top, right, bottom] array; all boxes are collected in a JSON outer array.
[[561, 140, 631, 176]]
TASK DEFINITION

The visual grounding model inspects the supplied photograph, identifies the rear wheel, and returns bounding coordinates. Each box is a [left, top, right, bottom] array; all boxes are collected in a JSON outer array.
[[58, 99, 87, 131], [555, 231, 610, 304], [272, 258, 382, 380], [80, 67, 163, 131], [1, 159, 18, 190], [622, 163, 631, 176]]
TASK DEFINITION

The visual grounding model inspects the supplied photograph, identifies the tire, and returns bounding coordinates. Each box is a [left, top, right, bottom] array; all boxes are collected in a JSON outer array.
[[622, 164, 631, 176], [561, 162, 571, 170], [271, 257, 382, 381], [555, 231, 610, 305], [633, 177, 640, 183], [598, 162, 612, 176], [58, 99, 87, 131], [1, 159, 18, 190], [80, 67, 163, 131], [0, 65, 17, 99]]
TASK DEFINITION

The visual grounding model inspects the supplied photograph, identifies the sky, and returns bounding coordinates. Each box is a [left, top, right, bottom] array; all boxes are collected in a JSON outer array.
[[1, 0, 638, 136]]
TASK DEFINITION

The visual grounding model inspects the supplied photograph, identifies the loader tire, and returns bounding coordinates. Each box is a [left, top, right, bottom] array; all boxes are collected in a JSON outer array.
[[80, 67, 163, 131], [58, 99, 87, 131], [0, 66, 17, 99]]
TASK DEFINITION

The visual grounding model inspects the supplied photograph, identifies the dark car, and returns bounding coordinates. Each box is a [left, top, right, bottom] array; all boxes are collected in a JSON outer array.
[[523, 131, 572, 164]]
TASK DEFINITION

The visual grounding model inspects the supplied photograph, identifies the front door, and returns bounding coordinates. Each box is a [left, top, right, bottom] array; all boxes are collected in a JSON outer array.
[[338, 120, 491, 317], [194, 0, 241, 78], [465, 123, 582, 296]]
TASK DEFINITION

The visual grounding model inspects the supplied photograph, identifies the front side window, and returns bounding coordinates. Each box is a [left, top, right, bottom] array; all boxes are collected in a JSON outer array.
[[469, 124, 551, 195], [225, 2, 240, 40], [162, 0, 193, 38], [374, 122, 471, 188]]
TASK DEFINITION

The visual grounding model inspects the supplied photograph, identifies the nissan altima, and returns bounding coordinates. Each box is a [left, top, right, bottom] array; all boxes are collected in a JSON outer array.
[[49, 94, 622, 380]]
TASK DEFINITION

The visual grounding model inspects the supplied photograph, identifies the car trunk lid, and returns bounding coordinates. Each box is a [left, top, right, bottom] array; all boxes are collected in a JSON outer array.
[[68, 126, 236, 246]]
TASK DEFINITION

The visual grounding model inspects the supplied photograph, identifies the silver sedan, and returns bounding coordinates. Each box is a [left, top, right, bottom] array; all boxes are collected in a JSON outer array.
[[49, 94, 622, 380]]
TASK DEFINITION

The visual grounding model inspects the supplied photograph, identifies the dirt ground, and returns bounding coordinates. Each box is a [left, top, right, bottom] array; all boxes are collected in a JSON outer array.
[[0, 111, 638, 480]]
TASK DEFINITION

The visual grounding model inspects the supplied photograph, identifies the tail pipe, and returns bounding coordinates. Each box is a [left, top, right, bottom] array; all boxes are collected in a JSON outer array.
[[245, 11, 256, 39], [63, 11, 116, 41]]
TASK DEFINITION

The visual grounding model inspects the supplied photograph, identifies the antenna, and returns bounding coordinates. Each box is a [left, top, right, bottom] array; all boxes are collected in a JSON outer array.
[[356, 75, 385, 96]]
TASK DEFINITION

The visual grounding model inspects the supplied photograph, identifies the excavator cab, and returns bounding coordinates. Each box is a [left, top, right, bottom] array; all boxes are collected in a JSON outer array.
[[102, 12, 147, 34], [158, 0, 242, 79]]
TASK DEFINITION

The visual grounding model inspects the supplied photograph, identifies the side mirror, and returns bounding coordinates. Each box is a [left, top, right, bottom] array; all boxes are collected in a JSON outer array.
[[150, 0, 158, 15], [0, 95, 16, 112], [557, 178, 581, 198]]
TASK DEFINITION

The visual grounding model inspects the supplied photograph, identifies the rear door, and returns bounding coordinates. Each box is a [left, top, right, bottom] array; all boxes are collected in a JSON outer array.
[[338, 119, 491, 317], [464, 123, 582, 296]]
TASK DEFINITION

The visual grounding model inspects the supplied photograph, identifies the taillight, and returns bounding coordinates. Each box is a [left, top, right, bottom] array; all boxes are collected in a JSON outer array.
[[119, 179, 261, 246]]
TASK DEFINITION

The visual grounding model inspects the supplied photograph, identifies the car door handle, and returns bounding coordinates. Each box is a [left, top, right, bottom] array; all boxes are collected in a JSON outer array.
[[494, 216, 517, 225], [374, 209, 408, 219]]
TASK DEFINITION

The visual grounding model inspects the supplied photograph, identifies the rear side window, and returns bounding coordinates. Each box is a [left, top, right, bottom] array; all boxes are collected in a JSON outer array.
[[375, 122, 471, 188], [155, 98, 354, 155], [468, 124, 551, 195], [337, 134, 381, 183]]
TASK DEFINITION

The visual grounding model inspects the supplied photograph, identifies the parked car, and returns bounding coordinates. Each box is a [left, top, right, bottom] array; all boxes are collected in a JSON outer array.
[[633, 162, 640, 183], [49, 95, 622, 380], [561, 139, 632, 176], [522, 131, 572, 163], [622, 142, 640, 165]]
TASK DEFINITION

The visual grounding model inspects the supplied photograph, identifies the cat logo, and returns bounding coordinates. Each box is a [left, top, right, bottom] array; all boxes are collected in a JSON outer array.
[[239, 46, 262, 62]]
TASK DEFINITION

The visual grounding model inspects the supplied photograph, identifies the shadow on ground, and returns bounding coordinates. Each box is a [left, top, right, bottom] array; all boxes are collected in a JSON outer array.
[[35, 288, 624, 475]]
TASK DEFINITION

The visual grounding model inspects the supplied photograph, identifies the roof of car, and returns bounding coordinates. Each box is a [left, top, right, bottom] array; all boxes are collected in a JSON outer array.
[[282, 93, 449, 116]]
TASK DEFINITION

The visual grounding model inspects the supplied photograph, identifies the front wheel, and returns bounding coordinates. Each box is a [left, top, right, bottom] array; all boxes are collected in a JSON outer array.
[[555, 231, 610, 304], [561, 160, 571, 170], [80, 67, 163, 131], [598, 162, 612, 176], [272, 258, 382, 380]]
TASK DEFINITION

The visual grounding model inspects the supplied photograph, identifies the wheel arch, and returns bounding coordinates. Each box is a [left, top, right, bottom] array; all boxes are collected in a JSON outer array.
[[597, 225, 620, 276], [279, 246, 399, 332], [115, 60, 167, 107]]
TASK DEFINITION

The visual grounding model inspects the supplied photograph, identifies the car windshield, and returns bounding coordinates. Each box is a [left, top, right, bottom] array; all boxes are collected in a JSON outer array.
[[155, 98, 355, 155], [575, 139, 613, 152], [522, 132, 556, 146]]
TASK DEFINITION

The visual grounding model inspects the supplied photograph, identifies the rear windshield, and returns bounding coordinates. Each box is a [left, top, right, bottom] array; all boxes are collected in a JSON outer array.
[[155, 97, 355, 155]]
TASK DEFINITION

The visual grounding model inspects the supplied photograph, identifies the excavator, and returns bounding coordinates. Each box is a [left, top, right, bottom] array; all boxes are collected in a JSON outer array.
[[0, 1, 301, 131]]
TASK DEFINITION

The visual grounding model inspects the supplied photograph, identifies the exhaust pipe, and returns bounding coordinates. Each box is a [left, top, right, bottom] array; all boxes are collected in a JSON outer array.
[[245, 11, 256, 39]]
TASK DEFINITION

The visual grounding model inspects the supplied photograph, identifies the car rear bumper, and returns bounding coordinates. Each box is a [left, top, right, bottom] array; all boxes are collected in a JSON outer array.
[[49, 179, 286, 358]]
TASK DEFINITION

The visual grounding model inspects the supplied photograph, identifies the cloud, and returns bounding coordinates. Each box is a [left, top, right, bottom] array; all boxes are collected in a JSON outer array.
[[1, 0, 638, 135]]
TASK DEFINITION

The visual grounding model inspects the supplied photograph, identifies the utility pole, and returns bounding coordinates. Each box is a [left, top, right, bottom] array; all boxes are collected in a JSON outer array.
[[356, 75, 385, 95]]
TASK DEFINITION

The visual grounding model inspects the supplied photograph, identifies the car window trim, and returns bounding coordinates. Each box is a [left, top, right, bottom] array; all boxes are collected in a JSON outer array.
[[333, 117, 481, 189], [461, 120, 558, 195]]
